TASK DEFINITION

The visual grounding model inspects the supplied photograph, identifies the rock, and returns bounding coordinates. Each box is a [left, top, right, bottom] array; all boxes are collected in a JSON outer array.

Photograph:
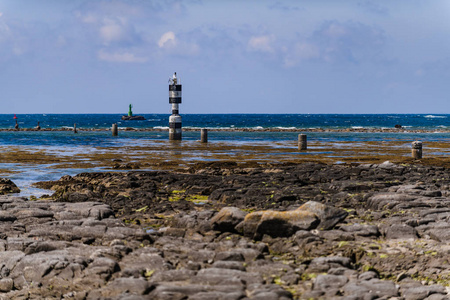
[[244, 209, 319, 239], [215, 251, 245, 262], [340, 224, 380, 237], [343, 279, 399, 298], [210, 207, 247, 233], [237, 201, 347, 239], [92, 277, 151, 298], [0, 178, 20, 195], [385, 224, 418, 240], [313, 274, 348, 291], [298, 201, 348, 230], [401, 285, 447, 300], [189, 291, 246, 300], [212, 261, 246, 271], [367, 193, 418, 210], [307, 256, 352, 273], [195, 268, 263, 285], [0, 278, 13, 292]]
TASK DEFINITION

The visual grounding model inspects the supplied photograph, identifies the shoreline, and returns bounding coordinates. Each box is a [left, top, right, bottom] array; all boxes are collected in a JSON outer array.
[[1, 161, 449, 298], [0, 138, 449, 297]]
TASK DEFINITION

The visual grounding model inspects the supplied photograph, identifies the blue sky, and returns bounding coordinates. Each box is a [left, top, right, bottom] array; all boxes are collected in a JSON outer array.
[[1, 0, 450, 114]]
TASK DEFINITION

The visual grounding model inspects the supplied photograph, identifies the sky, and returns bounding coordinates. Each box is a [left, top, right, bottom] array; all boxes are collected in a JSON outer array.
[[1, 0, 450, 114]]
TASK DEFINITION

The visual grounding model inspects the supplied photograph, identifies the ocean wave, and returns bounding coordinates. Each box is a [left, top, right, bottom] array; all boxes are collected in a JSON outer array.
[[352, 126, 364, 129], [275, 126, 297, 130], [153, 126, 169, 129], [424, 115, 447, 118]]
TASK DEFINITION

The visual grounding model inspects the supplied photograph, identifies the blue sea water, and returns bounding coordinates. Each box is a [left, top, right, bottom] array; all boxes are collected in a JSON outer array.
[[2, 113, 450, 197], [1, 114, 450, 147], [4, 113, 450, 131]]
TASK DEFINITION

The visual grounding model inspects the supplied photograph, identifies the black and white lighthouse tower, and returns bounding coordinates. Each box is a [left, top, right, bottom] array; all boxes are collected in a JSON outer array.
[[169, 72, 182, 140]]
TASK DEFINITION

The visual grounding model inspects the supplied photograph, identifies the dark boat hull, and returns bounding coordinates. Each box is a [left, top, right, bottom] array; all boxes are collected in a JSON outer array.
[[121, 115, 146, 121]]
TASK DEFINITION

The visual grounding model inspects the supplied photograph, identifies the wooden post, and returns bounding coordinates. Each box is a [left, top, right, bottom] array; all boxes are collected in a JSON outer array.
[[36, 121, 41, 130], [298, 134, 307, 150], [74, 123, 77, 134], [201, 128, 208, 143], [14, 120, 19, 130], [112, 123, 118, 136], [412, 141, 422, 159]]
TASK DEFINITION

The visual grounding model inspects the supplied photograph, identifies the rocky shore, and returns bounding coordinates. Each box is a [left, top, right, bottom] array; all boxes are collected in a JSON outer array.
[[0, 161, 449, 298]]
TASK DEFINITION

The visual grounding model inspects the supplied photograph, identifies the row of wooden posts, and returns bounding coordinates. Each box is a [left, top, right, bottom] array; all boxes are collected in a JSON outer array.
[[111, 123, 208, 143], [297, 134, 423, 159], [82, 124, 426, 159]]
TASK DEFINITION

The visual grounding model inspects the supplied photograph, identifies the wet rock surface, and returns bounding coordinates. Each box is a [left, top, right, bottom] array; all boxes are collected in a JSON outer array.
[[0, 161, 448, 298]]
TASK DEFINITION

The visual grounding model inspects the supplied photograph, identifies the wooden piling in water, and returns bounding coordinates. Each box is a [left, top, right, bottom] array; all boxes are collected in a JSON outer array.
[[74, 123, 77, 134], [412, 141, 422, 159], [112, 123, 118, 136], [298, 134, 307, 150], [201, 128, 208, 143]]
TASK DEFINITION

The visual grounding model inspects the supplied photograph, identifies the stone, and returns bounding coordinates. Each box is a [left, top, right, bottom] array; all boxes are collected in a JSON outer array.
[[98, 277, 150, 297], [212, 261, 246, 271], [239, 210, 319, 239], [402, 285, 447, 300], [298, 201, 348, 230], [313, 274, 348, 291], [0, 278, 13, 292], [210, 207, 247, 233], [0, 178, 20, 195], [385, 224, 418, 240]]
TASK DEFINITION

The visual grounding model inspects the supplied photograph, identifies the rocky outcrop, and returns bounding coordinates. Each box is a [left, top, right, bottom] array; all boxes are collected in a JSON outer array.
[[235, 201, 347, 239], [21, 162, 450, 298], [0, 178, 20, 194]]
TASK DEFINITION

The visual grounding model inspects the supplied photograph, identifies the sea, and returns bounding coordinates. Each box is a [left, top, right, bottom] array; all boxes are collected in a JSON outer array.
[[2, 113, 450, 197], [3, 113, 450, 146]]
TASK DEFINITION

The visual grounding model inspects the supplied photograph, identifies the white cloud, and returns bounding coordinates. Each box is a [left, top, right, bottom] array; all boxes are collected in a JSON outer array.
[[283, 20, 386, 67], [97, 49, 147, 63], [247, 35, 275, 53], [100, 21, 125, 44], [284, 42, 320, 67], [158, 31, 176, 48]]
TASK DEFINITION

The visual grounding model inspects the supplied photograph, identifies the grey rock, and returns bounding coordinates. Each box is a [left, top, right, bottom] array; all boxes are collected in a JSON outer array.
[[97, 277, 150, 297], [150, 269, 196, 282], [340, 224, 380, 237], [385, 224, 418, 240], [210, 207, 247, 233], [195, 267, 263, 285], [212, 260, 246, 271], [215, 251, 245, 262], [308, 256, 352, 272], [0, 278, 13, 292], [313, 274, 348, 291], [189, 291, 246, 300], [402, 285, 447, 300], [298, 201, 348, 230]]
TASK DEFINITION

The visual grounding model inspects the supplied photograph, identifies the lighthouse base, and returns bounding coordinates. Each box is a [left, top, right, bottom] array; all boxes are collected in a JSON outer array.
[[169, 130, 182, 141]]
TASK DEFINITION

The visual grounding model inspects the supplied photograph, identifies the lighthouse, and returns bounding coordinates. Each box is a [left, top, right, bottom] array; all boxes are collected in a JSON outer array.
[[169, 72, 182, 140]]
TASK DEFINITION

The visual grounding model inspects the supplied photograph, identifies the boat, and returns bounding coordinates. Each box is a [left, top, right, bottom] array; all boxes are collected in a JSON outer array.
[[122, 104, 146, 120]]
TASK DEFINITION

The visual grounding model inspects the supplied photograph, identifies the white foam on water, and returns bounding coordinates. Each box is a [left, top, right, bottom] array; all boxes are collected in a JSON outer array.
[[424, 115, 447, 118]]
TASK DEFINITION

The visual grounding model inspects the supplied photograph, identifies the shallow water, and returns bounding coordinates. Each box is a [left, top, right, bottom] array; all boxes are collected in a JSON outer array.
[[2, 114, 450, 197]]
